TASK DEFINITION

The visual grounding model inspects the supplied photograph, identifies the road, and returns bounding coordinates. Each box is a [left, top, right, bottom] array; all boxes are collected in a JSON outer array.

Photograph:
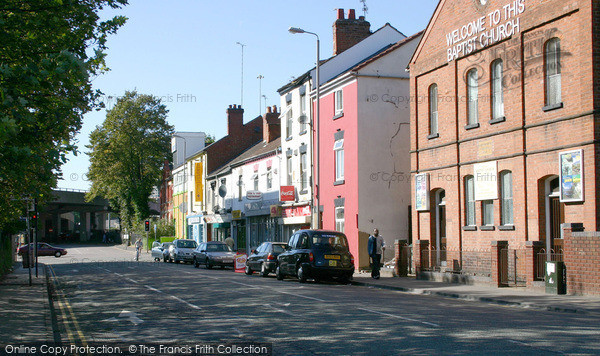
[[41, 245, 600, 355]]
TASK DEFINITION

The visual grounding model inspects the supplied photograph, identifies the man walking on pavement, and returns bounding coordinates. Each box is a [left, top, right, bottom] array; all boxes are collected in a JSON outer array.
[[368, 228, 385, 279]]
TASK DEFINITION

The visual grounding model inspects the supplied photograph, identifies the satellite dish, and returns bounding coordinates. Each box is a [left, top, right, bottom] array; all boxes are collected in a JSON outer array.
[[298, 114, 308, 124], [218, 184, 227, 198]]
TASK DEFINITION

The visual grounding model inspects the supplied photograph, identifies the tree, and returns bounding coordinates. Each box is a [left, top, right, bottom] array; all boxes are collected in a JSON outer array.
[[86, 91, 174, 230], [205, 134, 215, 146], [0, 0, 128, 232]]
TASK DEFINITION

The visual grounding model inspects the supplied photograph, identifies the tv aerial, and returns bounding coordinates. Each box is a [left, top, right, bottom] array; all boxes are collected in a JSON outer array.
[[360, 0, 368, 17]]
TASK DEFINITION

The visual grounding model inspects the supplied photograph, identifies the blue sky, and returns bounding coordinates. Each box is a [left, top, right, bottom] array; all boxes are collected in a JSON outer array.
[[57, 0, 439, 190]]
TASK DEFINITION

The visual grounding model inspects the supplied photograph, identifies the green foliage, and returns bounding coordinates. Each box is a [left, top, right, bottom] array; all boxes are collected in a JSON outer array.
[[159, 236, 176, 243], [205, 134, 215, 146], [0, 0, 128, 231], [86, 91, 174, 230]]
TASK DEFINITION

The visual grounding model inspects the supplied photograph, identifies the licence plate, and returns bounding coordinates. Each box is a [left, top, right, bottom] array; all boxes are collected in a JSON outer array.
[[329, 260, 338, 267], [324, 255, 340, 260]]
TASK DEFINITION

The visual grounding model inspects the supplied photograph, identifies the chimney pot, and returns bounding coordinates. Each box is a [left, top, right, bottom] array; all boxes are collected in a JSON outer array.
[[348, 9, 355, 20], [337, 8, 344, 19], [359, 15, 365, 21], [229, 105, 232, 109], [267, 106, 272, 113], [272, 105, 277, 113]]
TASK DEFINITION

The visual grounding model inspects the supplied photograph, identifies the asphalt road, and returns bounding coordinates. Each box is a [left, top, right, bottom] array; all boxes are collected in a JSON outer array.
[[42, 245, 600, 355]]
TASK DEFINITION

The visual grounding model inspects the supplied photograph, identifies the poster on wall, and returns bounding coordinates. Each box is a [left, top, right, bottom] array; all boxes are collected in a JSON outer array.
[[559, 149, 584, 202], [474, 161, 498, 200], [415, 173, 430, 211]]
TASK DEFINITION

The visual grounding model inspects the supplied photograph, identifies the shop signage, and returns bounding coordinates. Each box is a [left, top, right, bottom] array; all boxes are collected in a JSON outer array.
[[446, 0, 525, 62], [559, 149, 584, 202], [187, 215, 202, 224], [194, 162, 203, 203], [415, 173, 430, 211], [234, 253, 247, 273], [247, 190, 262, 200], [283, 205, 311, 218], [270, 205, 283, 217], [474, 161, 498, 200], [232, 210, 242, 220], [280, 186, 295, 202]]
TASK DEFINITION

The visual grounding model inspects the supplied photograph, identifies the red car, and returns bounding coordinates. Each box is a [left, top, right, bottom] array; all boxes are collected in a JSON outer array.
[[18, 243, 68, 258]]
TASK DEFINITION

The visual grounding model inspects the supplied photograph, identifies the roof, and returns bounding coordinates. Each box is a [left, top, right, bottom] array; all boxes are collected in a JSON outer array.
[[408, 0, 445, 68], [207, 137, 281, 179], [277, 70, 312, 95], [352, 30, 425, 71]]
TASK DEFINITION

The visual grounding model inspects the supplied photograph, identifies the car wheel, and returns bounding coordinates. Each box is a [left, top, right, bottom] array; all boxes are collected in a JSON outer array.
[[154, 257, 160, 262], [260, 263, 269, 277], [297, 265, 307, 283], [54, 251, 61, 258], [194, 258, 199, 268], [163, 256, 168, 263], [206, 259, 212, 269], [276, 266, 284, 280], [245, 264, 252, 275]]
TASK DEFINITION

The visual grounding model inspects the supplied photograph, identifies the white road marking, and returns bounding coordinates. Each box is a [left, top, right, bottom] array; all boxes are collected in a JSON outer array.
[[274, 290, 326, 302], [265, 304, 295, 316], [170, 296, 202, 310], [144, 285, 162, 293], [125, 277, 138, 284], [227, 280, 260, 289], [358, 307, 440, 327]]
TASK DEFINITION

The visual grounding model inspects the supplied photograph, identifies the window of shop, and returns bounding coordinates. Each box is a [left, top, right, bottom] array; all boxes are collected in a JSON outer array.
[[267, 170, 273, 190], [500, 171, 513, 225], [335, 90, 343, 115], [464, 175, 476, 226], [429, 84, 438, 136], [300, 93, 307, 132], [247, 216, 282, 251], [335, 206, 345, 233], [545, 38, 562, 108], [491, 59, 504, 120], [238, 175, 243, 201], [253, 174, 259, 191], [286, 107, 293, 138], [287, 156, 292, 185], [467, 68, 479, 126]]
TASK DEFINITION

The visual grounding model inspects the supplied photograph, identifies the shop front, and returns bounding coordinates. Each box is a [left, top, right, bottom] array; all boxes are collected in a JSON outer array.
[[203, 213, 232, 242], [186, 214, 204, 243], [282, 204, 311, 241], [244, 199, 282, 254]]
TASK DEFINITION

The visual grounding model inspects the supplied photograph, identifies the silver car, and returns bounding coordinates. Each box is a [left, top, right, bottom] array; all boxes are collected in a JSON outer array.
[[168, 239, 198, 264], [193, 241, 236, 269], [151, 242, 173, 262]]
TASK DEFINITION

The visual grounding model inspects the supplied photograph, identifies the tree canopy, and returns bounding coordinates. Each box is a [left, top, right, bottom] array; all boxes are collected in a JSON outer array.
[[0, 0, 128, 232], [86, 91, 174, 230]]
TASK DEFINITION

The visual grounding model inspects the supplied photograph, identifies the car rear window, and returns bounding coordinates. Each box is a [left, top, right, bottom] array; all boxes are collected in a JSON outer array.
[[272, 245, 286, 253], [311, 233, 349, 250], [207, 244, 232, 252], [177, 240, 198, 248]]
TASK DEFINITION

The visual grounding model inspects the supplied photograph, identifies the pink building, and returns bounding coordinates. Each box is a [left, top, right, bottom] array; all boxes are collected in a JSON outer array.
[[313, 31, 423, 268]]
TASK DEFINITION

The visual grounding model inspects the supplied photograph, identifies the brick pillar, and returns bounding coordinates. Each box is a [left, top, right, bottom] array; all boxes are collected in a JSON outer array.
[[414, 240, 429, 274], [525, 241, 544, 286], [491, 240, 508, 287], [562, 223, 584, 295], [395, 240, 408, 277]]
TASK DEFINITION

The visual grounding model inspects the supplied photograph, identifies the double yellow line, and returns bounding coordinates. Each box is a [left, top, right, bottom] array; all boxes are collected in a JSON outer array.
[[47, 265, 88, 347]]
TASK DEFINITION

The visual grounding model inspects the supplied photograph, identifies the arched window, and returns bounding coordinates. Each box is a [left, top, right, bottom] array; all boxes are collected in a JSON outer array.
[[491, 59, 504, 120], [545, 38, 561, 107], [500, 171, 513, 225], [467, 68, 478, 125], [429, 84, 438, 135], [464, 175, 476, 226]]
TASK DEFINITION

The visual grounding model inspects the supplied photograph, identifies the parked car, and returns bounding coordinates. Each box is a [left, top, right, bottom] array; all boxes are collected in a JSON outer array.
[[245, 242, 288, 277], [151, 242, 173, 262], [17, 243, 67, 258], [276, 230, 354, 283], [193, 241, 236, 269], [167, 239, 198, 263]]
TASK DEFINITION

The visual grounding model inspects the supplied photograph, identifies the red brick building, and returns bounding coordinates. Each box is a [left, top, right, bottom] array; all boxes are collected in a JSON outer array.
[[408, 0, 599, 290]]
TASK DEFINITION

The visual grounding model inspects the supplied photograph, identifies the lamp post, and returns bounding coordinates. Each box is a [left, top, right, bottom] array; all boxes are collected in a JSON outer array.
[[172, 134, 187, 239], [288, 27, 320, 229]]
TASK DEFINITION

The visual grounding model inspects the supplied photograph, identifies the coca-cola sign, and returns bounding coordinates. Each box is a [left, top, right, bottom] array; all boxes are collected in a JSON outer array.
[[280, 186, 295, 202]]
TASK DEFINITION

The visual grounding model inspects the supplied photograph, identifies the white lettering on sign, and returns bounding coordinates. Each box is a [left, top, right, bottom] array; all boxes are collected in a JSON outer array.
[[446, 0, 525, 62]]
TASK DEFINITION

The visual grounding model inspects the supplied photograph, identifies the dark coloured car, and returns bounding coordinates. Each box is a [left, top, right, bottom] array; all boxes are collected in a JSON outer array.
[[245, 242, 288, 277], [193, 241, 236, 269], [276, 230, 354, 283], [17, 243, 67, 258], [168, 239, 198, 263]]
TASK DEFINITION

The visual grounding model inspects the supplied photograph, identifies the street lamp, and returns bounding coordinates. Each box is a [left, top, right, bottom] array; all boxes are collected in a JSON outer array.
[[289, 26, 321, 229], [172, 134, 187, 239]]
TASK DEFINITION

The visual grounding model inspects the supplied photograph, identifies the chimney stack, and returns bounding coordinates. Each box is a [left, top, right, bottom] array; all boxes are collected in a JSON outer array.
[[333, 8, 371, 55], [227, 104, 244, 136], [263, 105, 280, 143]]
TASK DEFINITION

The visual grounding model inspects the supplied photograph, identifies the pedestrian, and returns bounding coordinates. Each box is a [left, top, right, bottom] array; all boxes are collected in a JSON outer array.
[[225, 235, 235, 251], [368, 228, 385, 279], [102, 230, 107, 244]]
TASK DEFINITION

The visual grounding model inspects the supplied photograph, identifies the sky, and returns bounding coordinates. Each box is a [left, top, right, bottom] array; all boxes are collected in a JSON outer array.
[[57, 0, 439, 190]]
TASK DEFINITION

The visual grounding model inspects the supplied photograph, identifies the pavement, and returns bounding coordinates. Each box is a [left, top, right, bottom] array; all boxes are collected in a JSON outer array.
[[2, 248, 600, 347]]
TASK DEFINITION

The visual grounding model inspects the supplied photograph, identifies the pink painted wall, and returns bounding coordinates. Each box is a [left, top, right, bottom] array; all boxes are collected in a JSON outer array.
[[314, 81, 361, 261]]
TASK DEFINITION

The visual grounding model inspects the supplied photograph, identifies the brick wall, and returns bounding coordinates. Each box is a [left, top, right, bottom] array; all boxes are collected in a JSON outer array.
[[563, 223, 600, 296], [333, 9, 371, 55]]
